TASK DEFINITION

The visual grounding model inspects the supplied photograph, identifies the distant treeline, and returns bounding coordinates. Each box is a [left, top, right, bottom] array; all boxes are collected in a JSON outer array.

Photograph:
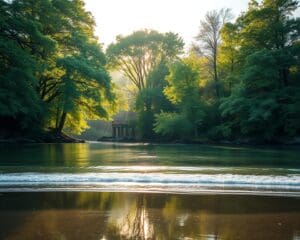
[[0, 0, 299, 143], [107, 0, 300, 143]]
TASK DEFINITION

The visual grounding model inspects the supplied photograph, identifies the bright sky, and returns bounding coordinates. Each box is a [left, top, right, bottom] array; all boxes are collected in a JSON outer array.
[[84, 0, 299, 49]]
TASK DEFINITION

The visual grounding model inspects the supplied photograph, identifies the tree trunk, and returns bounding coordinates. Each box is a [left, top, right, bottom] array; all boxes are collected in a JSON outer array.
[[57, 111, 67, 133], [214, 51, 220, 99]]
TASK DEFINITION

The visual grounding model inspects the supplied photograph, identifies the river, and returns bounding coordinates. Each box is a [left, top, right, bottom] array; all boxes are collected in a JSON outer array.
[[0, 142, 299, 239]]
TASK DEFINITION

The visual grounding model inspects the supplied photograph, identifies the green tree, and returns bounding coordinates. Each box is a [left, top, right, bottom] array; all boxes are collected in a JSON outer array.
[[154, 58, 205, 139], [36, 0, 115, 134], [0, 0, 114, 137], [135, 61, 174, 139], [220, 50, 282, 140], [107, 30, 183, 139], [219, 22, 240, 93], [0, 0, 54, 133], [106, 30, 184, 91], [195, 8, 233, 99], [236, 0, 299, 87], [220, 0, 300, 140], [50, 33, 114, 134]]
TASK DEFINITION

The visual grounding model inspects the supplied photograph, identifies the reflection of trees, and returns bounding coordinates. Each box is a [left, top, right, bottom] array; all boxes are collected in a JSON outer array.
[[106, 194, 218, 239], [47, 143, 89, 167], [108, 195, 154, 239], [1, 193, 300, 240]]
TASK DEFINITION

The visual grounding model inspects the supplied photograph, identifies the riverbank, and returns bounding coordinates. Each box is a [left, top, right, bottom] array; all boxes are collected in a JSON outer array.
[[1, 129, 299, 146], [97, 136, 300, 147], [0, 192, 299, 240], [0, 131, 84, 144]]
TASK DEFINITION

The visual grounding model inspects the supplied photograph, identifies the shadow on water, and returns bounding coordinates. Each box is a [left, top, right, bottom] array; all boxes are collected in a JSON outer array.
[[0, 192, 300, 240]]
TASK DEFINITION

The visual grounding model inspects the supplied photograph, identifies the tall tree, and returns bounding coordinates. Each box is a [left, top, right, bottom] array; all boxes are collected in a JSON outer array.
[[106, 30, 184, 91], [195, 8, 233, 99], [237, 0, 299, 87], [220, 0, 300, 140], [32, 0, 115, 134], [219, 22, 240, 93], [0, 0, 54, 132], [0, 0, 114, 136], [135, 61, 174, 139], [154, 57, 205, 139], [107, 30, 183, 139]]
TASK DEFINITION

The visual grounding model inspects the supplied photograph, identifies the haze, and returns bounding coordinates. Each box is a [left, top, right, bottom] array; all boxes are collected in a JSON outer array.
[[84, 0, 251, 48]]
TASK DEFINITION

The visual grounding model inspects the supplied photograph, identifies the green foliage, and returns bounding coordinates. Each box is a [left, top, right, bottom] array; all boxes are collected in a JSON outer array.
[[220, 48, 300, 140], [155, 0, 300, 142], [218, 0, 300, 141], [164, 59, 200, 104], [0, 0, 114, 135], [195, 8, 233, 99], [154, 112, 194, 139], [220, 84, 282, 140], [219, 22, 241, 94], [107, 30, 184, 90], [135, 62, 174, 139], [155, 59, 205, 139], [282, 87, 300, 136], [1, 0, 299, 143], [107, 30, 184, 140], [0, 0, 49, 130], [242, 50, 279, 91]]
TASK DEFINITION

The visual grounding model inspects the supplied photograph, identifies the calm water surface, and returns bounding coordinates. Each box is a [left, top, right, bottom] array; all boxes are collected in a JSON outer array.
[[0, 142, 300, 239], [0, 192, 300, 240], [0, 142, 299, 194]]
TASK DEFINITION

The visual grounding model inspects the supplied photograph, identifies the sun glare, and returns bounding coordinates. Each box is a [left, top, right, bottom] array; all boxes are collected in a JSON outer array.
[[84, 0, 251, 48]]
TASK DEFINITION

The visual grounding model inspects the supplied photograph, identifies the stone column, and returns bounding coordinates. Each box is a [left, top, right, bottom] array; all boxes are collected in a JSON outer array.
[[131, 127, 135, 139], [120, 126, 123, 138], [112, 126, 116, 138], [117, 126, 120, 138]]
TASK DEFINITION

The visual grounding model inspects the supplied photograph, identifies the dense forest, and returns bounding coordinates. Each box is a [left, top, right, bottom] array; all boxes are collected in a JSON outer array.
[[0, 0, 299, 143], [0, 0, 115, 141]]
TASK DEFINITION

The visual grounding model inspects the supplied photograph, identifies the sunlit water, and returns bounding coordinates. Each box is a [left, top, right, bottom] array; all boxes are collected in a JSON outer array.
[[1, 142, 300, 239], [0, 192, 300, 240], [0, 142, 299, 195]]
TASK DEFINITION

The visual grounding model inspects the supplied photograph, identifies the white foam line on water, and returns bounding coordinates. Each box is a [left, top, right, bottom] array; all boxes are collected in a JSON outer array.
[[85, 166, 225, 172], [0, 172, 299, 190], [83, 166, 300, 173]]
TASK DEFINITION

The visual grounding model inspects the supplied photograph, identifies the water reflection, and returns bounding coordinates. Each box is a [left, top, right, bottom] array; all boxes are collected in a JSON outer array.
[[0, 192, 300, 240], [0, 143, 90, 168], [1, 143, 300, 169], [109, 196, 154, 239]]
